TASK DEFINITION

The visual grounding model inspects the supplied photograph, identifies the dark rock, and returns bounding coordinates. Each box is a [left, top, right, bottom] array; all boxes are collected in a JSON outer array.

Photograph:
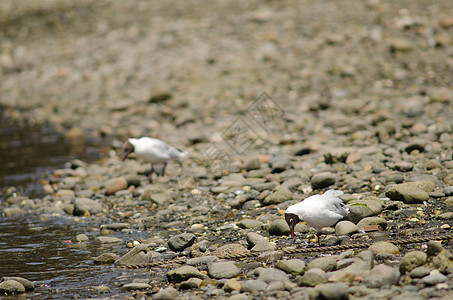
[[168, 233, 196, 252]]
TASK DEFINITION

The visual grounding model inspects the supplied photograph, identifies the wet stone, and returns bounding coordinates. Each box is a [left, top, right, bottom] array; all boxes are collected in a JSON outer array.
[[0, 280, 26, 294], [180, 278, 203, 290], [167, 266, 206, 283], [94, 253, 120, 264], [75, 233, 89, 242], [121, 282, 151, 291], [1, 277, 34, 291], [93, 236, 123, 244]]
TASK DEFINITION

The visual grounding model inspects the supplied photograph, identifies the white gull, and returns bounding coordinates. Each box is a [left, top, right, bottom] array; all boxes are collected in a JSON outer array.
[[121, 137, 187, 181], [285, 189, 349, 246]]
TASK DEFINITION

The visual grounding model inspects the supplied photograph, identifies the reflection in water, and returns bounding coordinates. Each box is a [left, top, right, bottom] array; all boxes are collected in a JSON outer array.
[[0, 215, 143, 299]]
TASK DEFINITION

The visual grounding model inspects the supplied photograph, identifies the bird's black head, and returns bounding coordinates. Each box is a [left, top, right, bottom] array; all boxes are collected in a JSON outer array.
[[121, 141, 135, 161], [285, 213, 300, 239]]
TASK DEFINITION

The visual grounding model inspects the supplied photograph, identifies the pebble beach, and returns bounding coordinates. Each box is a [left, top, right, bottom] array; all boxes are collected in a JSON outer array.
[[1, 0, 453, 299]]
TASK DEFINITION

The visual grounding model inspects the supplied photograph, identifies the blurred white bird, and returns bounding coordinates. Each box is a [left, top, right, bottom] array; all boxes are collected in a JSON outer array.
[[285, 189, 349, 246], [121, 137, 187, 181]]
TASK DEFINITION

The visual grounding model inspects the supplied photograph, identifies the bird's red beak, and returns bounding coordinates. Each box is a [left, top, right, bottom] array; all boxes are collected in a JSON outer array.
[[290, 223, 295, 239]]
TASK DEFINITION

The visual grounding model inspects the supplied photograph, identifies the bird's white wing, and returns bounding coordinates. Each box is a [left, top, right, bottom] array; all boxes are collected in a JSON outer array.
[[321, 190, 349, 217]]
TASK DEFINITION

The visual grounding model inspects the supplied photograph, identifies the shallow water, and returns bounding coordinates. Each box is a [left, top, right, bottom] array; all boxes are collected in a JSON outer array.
[[0, 115, 144, 298]]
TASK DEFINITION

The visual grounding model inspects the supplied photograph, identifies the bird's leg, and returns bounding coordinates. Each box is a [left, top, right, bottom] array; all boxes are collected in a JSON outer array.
[[316, 232, 321, 247], [145, 164, 154, 183], [161, 162, 167, 177]]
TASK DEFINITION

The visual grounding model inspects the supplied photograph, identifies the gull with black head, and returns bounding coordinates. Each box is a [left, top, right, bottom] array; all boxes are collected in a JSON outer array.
[[121, 137, 187, 182], [285, 189, 349, 246]]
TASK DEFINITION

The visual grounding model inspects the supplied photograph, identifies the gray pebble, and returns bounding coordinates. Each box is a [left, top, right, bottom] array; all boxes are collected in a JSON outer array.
[[421, 269, 448, 285], [168, 233, 196, 252], [167, 266, 206, 283], [311, 282, 349, 300], [240, 279, 267, 292], [307, 256, 337, 272], [299, 268, 328, 287], [153, 286, 180, 299], [364, 264, 400, 288], [268, 219, 290, 236], [409, 266, 431, 278], [311, 172, 336, 189], [275, 259, 306, 275], [399, 251, 427, 274], [257, 267, 289, 283], [208, 261, 239, 279], [335, 220, 359, 236]]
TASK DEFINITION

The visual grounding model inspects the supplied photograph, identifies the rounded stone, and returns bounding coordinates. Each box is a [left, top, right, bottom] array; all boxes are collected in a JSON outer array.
[[368, 241, 400, 255], [168, 233, 196, 252], [268, 219, 290, 236], [385, 183, 429, 204], [75, 233, 89, 242], [335, 220, 359, 236], [311, 172, 336, 189], [167, 266, 206, 283], [223, 278, 242, 292], [299, 268, 328, 287], [94, 253, 120, 264], [363, 264, 400, 288], [263, 186, 293, 205], [1, 277, 34, 291], [73, 198, 103, 216], [237, 219, 264, 230], [153, 286, 180, 299], [121, 283, 152, 291], [240, 280, 268, 292], [311, 282, 349, 300], [208, 261, 239, 279], [307, 256, 337, 272], [104, 177, 128, 196], [399, 251, 427, 274], [257, 267, 289, 283], [275, 259, 306, 275], [0, 280, 26, 294], [357, 217, 388, 231]]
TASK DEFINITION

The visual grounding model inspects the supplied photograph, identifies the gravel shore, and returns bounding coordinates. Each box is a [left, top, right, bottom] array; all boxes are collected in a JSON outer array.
[[1, 0, 453, 298]]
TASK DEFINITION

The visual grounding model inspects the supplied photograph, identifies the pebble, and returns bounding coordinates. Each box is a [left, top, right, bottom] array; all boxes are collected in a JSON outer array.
[[237, 219, 263, 230], [368, 241, 400, 255], [357, 217, 387, 231], [0, 279, 26, 294], [104, 177, 128, 196], [75, 233, 89, 242], [223, 278, 241, 292], [299, 268, 328, 287], [364, 264, 400, 288], [307, 256, 337, 272], [263, 186, 293, 205], [311, 172, 336, 189], [268, 156, 292, 173], [208, 261, 240, 279], [240, 279, 267, 292], [168, 233, 196, 252], [385, 182, 431, 204], [409, 266, 431, 278], [93, 253, 120, 264], [180, 278, 202, 290], [167, 266, 206, 283], [121, 282, 151, 291], [73, 198, 103, 216], [399, 251, 427, 274], [213, 244, 249, 257], [268, 219, 290, 236], [153, 286, 180, 299], [275, 259, 306, 275], [421, 270, 448, 285], [1, 277, 34, 291], [335, 220, 359, 236], [257, 268, 290, 283], [92, 236, 123, 244], [311, 282, 349, 300]]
